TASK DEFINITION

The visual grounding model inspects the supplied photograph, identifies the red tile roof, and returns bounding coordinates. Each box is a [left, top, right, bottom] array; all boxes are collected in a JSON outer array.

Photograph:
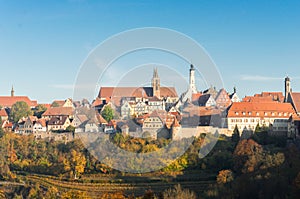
[[228, 102, 295, 118], [48, 116, 69, 125], [96, 114, 108, 124], [35, 118, 47, 127], [0, 109, 8, 117], [243, 92, 284, 103], [192, 93, 202, 102], [290, 93, 300, 113], [39, 104, 51, 109], [42, 107, 73, 117], [0, 96, 37, 108], [98, 87, 178, 99]]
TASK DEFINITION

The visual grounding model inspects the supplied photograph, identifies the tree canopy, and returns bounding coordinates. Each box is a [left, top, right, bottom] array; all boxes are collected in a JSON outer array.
[[101, 105, 114, 122], [33, 104, 47, 118], [10, 101, 32, 123]]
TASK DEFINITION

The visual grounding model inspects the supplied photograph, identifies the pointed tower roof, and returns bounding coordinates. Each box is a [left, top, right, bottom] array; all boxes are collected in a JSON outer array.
[[153, 67, 159, 78]]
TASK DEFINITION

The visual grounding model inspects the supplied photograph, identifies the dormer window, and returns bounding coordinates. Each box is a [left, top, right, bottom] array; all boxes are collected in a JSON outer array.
[[235, 112, 239, 115]]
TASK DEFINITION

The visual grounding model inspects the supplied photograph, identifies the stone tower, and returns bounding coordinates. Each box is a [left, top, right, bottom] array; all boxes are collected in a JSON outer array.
[[284, 76, 291, 102], [11, 86, 14, 97], [189, 64, 197, 94], [152, 68, 160, 98]]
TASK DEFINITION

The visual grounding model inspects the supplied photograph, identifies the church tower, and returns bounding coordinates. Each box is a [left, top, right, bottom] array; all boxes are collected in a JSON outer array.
[[284, 76, 291, 102], [152, 68, 160, 98], [11, 86, 15, 97], [189, 64, 197, 94]]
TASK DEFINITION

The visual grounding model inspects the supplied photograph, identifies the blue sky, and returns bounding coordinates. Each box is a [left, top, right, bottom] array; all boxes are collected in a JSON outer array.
[[0, 0, 300, 103]]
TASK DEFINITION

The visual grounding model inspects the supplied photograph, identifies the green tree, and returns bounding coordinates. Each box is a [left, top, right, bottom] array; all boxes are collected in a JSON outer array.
[[33, 104, 47, 118], [10, 101, 32, 123], [231, 125, 240, 144], [101, 105, 114, 122], [66, 125, 75, 133], [51, 101, 60, 107]]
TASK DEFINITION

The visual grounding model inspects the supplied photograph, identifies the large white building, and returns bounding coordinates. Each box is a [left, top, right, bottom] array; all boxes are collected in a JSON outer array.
[[226, 102, 295, 136]]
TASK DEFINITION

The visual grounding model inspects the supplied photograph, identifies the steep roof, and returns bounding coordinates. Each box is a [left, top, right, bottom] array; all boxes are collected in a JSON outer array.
[[98, 87, 178, 99], [0, 109, 8, 117], [243, 92, 284, 103], [35, 118, 47, 127], [227, 102, 295, 118], [0, 96, 37, 108], [48, 116, 69, 125], [198, 94, 214, 105], [96, 114, 108, 124], [290, 92, 300, 113], [42, 107, 73, 116]]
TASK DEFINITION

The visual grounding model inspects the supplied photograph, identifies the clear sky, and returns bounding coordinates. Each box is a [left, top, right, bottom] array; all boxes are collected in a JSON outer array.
[[1, 0, 300, 103]]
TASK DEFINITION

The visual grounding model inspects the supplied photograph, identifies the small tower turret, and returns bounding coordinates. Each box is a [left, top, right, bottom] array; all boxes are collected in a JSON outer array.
[[189, 64, 197, 94], [11, 86, 15, 97], [284, 76, 291, 102]]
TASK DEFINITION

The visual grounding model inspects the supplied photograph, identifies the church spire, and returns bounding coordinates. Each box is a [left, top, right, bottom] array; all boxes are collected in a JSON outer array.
[[11, 85, 15, 97], [151, 67, 160, 98]]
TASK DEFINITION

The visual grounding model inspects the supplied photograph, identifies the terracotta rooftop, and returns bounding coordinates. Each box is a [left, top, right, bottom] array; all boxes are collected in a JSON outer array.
[[96, 114, 108, 124], [243, 92, 284, 103], [0, 96, 37, 108], [35, 118, 47, 127], [98, 87, 178, 99], [0, 109, 8, 117], [290, 92, 300, 113], [42, 107, 73, 116], [48, 116, 69, 125], [228, 102, 295, 118]]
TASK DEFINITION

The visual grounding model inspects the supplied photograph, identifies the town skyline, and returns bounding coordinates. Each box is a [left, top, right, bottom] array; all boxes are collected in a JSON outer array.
[[1, 1, 300, 102]]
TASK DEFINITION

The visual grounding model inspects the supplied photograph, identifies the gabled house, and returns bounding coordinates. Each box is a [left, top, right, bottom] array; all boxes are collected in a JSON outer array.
[[229, 88, 240, 103], [1, 120, 12, 131], [47, 116, 71, 131], [52, 98, 74, 108], [198, 94, 216, 107], [33, 118, 47, 133], [142, 110, 175, 139], [0, 108, 8, 121], [215, 88, 232, 109], [121, 100, 135, 119], [73, 114, 88, 128], [23, 116, 38, 134], [147, 96, 165, 112], [84, 118, 100, 133], [104, 120, 117, 134], [42, 107, 74, 120]]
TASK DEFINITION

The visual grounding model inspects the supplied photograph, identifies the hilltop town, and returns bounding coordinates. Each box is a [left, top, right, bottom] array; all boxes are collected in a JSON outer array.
[[0, 65, 299, 142]]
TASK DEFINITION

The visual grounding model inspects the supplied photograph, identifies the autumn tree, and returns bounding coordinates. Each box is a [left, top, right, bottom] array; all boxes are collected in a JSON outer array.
[[101, 105, 114, 122], [162, 184, 196, 199], [216, 169, 234, 184], [233, 139, 263, 173], [10, 101, 32, 123], [64, 149, 86, 179]]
